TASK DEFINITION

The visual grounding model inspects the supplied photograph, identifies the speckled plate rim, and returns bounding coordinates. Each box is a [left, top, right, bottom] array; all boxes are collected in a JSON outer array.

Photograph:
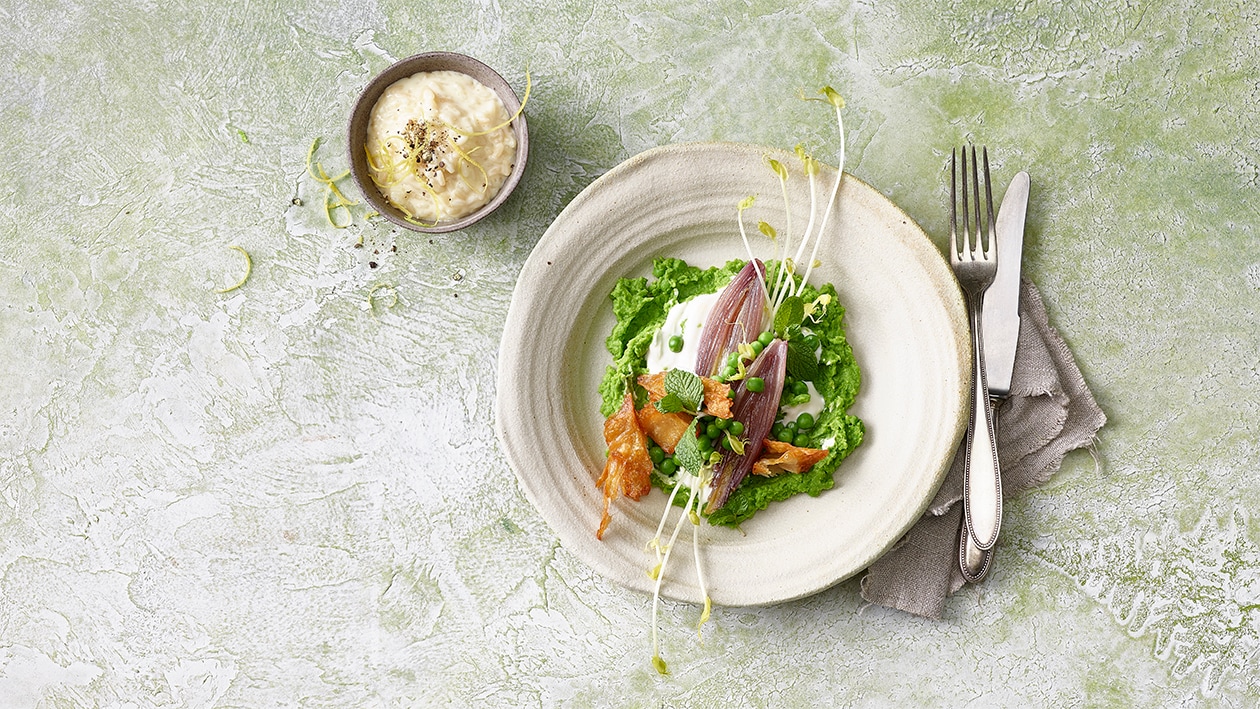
[[495, 142, 969, 607]]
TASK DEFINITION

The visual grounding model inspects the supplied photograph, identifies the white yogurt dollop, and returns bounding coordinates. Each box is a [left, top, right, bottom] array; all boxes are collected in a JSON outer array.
[[645, 289, 724, 374], [782, 380, 824, 422]]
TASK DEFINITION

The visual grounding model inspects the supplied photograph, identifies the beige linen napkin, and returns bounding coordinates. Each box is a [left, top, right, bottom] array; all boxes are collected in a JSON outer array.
[[860, 279, 1106, 619]]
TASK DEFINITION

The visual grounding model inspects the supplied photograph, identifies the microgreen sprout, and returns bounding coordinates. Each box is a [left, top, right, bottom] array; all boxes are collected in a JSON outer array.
[[766, 155, 798, 322], [795, 87, 847, 294], [735, 196, 769, 302], [804, 293, 832, 323], [648, 482, 687, 562], [747, 86, 848, 326], [691, 469, 713, 639], [646, 416, 716, 675], [650, 473, 710, 674], [789, 143, 821, 299], [215, 245, 252, 294]]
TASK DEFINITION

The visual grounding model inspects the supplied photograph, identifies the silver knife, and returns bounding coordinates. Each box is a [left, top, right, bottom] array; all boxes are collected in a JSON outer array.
[[981, 171, 1029, 398], [960, 170, 1029, 582]]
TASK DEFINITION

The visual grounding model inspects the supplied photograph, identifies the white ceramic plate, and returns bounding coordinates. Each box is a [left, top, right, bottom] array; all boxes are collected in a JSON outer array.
[[495, 143, 969, 607]]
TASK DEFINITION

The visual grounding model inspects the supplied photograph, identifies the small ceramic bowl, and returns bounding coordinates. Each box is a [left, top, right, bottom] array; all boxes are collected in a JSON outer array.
[[347, 52, 529, 233]]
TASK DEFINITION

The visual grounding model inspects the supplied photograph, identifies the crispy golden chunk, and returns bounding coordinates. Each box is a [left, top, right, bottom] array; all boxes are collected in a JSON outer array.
[[635, 372, 733, 419], [635, 404, 693, 454], [596, 391, 653, 539], [751, 439, 830, 477]]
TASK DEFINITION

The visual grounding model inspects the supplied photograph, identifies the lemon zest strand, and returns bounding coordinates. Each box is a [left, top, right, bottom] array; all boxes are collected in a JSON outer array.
[[306, 138, 358, 228], [368, 283, 398, 311], [453, 70, 532, 138], [368, 136, 442, 225], [447, 140, 491, 197], [215, 245, 252, 294]]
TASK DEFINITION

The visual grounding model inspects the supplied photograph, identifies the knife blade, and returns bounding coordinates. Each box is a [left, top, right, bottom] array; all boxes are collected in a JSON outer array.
[[960, 170, 1028, 583], [980, 171, 1029, 398]]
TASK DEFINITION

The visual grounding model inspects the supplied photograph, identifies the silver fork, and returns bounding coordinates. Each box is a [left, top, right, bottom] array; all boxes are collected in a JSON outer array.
[[950, 146, 1002, 581]]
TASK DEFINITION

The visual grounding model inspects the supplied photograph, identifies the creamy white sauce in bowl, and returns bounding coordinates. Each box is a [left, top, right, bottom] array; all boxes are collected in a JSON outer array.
[[365, 71, 516, 224], [348, 53, 528, 233]]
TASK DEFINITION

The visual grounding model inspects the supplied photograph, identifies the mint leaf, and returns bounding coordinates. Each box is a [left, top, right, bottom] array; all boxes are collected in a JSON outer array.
[[775, 296, 805, 338], [674, 420, 705, 474], [663, 368, 704, 412], [655, 393, 686, 414], [786, 339, 820, 382]]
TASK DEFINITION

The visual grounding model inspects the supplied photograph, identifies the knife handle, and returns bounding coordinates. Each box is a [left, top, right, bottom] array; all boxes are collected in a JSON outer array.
[[964, 295, 1003, 552]]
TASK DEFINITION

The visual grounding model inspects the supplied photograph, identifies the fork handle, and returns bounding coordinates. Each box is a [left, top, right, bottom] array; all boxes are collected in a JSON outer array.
[[964, 293, 1002, 551]]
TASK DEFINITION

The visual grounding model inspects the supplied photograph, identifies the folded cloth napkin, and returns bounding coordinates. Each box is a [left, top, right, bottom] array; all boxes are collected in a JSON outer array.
[[860, 278, 1106, 619]]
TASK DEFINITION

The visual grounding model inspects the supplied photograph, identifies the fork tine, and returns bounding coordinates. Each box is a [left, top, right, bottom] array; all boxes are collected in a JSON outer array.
[[960, 147, 972, 255], [982, 145, 995, 257], [972, 145, 985, 255], [949, 148, 958, 258]]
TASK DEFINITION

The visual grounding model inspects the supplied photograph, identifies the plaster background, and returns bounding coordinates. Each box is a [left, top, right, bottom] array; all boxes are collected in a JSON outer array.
[[2, 0, 1257, 705]]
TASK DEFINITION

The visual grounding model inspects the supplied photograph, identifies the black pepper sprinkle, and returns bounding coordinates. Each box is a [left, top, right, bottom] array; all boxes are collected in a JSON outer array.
[[354, 243, 363, 249], [369, 262, 378, 269]]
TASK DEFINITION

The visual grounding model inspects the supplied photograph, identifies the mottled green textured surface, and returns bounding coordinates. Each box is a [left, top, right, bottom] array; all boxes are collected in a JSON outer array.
[[2, 0, 1257, 705]]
